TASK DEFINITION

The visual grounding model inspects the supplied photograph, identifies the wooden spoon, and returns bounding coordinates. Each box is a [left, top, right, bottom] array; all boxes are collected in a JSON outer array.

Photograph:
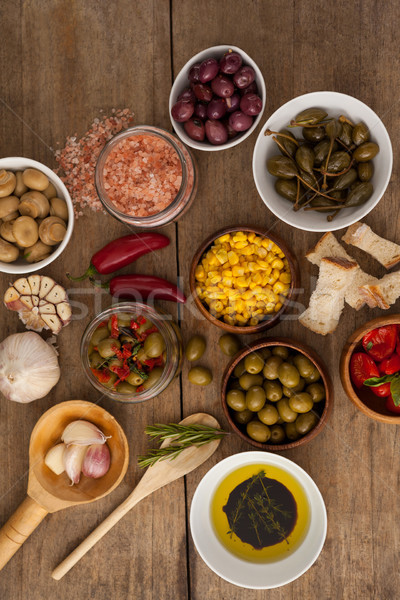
[[52, 412, 221, 580], [0, 400, 129, 572]]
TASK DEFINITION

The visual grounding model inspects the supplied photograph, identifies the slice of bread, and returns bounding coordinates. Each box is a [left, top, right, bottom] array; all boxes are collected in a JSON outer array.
[[299, 257, 358, 335], [342, 222, 400, 269], [359, 270, 400, 309], [305, 232, 376, 310]]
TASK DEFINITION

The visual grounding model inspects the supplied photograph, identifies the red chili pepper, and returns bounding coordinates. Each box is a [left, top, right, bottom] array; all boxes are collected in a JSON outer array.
[[362, 325, 397, 362], [110, 315, 119, 339], [350, 352, 379, 388], [379, 353, 400, 375], [90, 368, 111, 384], [94, 274, 186, 304], [67, 233, 170, 280]]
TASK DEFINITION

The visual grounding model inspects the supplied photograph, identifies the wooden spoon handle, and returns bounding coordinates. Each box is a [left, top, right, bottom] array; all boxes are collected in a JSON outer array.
[[0, 496, 48, 571]]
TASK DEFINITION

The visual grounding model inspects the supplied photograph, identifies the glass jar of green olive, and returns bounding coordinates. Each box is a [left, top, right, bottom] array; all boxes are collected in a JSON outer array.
[[81, 302, 182, 403]]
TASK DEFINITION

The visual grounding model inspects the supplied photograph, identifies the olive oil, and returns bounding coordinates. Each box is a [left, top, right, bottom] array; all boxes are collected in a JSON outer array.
[[211, 464, 310, 562]]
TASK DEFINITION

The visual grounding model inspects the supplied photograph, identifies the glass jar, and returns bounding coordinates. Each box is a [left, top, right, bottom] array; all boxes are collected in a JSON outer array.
[[81, 302, 182, 403], [95, 125, 197, 228]]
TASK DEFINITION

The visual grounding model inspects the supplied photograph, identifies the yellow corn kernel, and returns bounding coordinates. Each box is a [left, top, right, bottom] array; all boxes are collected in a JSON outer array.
[[271, 258, 284, 270], [215, 249, 228, 264], [234, 241, 248, 250], [232, 232, 247, 241], [266, 251, 276, 263], [268, 275, 278, 285], [272, 268, 281, 280], [257, 259, 270, 270], [201, 258, 209, 270], [222, 277, 233, 287], [253, 235, 262, 247], [232, 265, 245, 277], [222, 269, 233, 277], [249, 317, 259, 326], [274, 302, 283, 312], [277, 251, 285, 258], [261, 238, 273, 250], [217, 234, 231, 243], [247, 232, 256, 242], [283, 258, 289, 268], [228, 251, 239, 265], [251, 272, 262, 284], [256, 300, 266, 309], [242, 289, 254, 300], [210, 275, 222, 284], [223, 314, 236, 326], [234, 299, 245, 313], [265, 302, 275, 313], [235, 314, 248, 324], [247, 261, 258, 272], [242, 244, 255, 256], [279, 271, 291, 284], [246, 298, 257, 308], [273, 281, 287, 294], [236, 276, 250, 287], [195, 265, 206, 281], [223, 306, 236, 315], [209, 300, 224, 313], [256, 246, 267, 258]]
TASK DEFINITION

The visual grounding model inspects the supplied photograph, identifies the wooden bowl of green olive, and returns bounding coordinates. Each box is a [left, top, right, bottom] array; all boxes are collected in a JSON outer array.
[[221, 337, 333, 450]]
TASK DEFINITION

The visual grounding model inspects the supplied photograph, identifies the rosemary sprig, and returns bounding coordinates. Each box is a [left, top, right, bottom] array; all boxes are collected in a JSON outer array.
[[138, 423, 227, 468]]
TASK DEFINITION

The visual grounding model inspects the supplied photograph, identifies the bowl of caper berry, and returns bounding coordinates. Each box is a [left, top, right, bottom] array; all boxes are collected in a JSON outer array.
[[221, 337, 333, 450]]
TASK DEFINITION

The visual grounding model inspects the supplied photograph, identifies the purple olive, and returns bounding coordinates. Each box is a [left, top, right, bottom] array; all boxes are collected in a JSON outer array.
[[233, 66, 256, 89], [184, 118, 205, 142], [240, 93, 263, 116], [211, 75, 234, 98], [225, 93, 240, 113], [205, 119, 228, 145], [199, 58, 219, 83], [207, 97, 227, 120], [178, 87, 196, 103], [193, 83, 213, 103], [188, 63, 201, 83], [239, 80, 258, 96], [194, 103, 207, 120], [219, 51, 242, 75], [171, 100, 195, 123], [228, 111, 253, 132], [222, 118, 238, 140]]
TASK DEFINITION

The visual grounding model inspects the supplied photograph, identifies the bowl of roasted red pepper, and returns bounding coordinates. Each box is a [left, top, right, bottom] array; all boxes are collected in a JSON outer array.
[[81, 302, 183, 402], [340, 315, 400, 423]]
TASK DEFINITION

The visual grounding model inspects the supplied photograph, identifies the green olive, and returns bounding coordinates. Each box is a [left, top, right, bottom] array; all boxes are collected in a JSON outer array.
[[226, 389, 246, 411], [246, 421, 271, 443], [108, 357, 123, 369], [306, 383, 326, 403], [219, 334, 241, 357], [234, 409, 253, 425], [142, 367, 164, 390], [278, 363, 300, 388], [246, 386, 266, 412], [258, 404, 279, 426], [259, 348, 272, 360], [144, 332, 166, 358], [244, 353, 264, 374], [263, 380, 283, 402], [263, 356, 283, 380], [234, 359, 246, 378], [285, 422, 300, 441], [304, 367, 321, 384], [228, 379, 242, 391], [239, 373, 263, 390], [90, 326, 109, 347], [289, 392, 314, 413], [98, 338, 120, 358], [295, 412, 318, 435], [126, 372, 145, 386], [269, 424, 285, 444], [120, 334, 135, 344], [283, 378, 305, 397], [277, 398, 297, 423], [188, 366, 212, 386], [272, 346, 290, 359], [101, 372, 118, 389], [293, 354, 315, 378], [185, 335, 206, 361], [116, 381, 137, 395], [137, 319, 154, 334], [89, 351, 103, 368]]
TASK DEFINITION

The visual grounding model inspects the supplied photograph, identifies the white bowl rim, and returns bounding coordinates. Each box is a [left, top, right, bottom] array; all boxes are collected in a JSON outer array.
[[169, 44, 266, 152], [0, 156, 74, 274], [190, 451, 327, 589], [252, 90, 393, 232]]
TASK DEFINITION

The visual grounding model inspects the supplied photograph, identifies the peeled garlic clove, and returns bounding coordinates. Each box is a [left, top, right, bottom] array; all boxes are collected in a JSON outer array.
[[61, 420, 109, 446], [44, 443, 65, 475], [64, 444, 87, 485], [82, 443, 111, 479]]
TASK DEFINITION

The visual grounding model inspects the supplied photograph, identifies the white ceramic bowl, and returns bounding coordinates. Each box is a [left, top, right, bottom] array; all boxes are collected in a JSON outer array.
[[0, 157, 74, 274], [190, 451, 327, 589], [252, 91, 393, 232], [169, 45, 266, 151]]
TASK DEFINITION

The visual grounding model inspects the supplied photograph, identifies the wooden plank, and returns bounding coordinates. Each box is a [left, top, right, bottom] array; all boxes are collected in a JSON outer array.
[[0, 2, 187, 600]]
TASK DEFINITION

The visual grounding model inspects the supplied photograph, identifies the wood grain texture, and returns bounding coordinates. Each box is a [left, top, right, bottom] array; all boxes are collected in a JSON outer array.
[[0, 0, 400, 598]]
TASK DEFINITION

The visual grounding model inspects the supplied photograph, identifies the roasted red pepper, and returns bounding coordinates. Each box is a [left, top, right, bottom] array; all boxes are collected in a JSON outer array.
[[371, 382, 392, 397], [110, 315, 119, 339], [362, 325, 397, 362], [90, 368, 112, 384], [94, 274, 186, 304], [67, 232, 170, 280], [350, 352, 379, 388], [380, 353, 400, 375]]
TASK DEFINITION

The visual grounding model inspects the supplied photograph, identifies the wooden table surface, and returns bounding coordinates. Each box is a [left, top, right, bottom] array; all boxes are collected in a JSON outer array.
[[1, 1, 400, 598]]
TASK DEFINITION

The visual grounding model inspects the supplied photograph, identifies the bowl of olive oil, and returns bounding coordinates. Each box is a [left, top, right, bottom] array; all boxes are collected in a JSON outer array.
[[190, 452, 327, 589]]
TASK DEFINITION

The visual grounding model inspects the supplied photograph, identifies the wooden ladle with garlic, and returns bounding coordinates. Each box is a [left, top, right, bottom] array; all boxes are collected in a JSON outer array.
[[0, 400, 129, 571]]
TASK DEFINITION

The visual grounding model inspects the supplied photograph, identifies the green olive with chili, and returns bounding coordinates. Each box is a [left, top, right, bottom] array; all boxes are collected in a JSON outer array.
[[142, 367, 164, 390], [144, 332, 166, 358], [98, 338, 120, 358]]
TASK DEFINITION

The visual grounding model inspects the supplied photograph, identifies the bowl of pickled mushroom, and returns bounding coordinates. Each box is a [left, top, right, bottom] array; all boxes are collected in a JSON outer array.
[[252, 91, 392, 232], [81, 302, 183, 403], [189, 226, 300, 334], [0, 157, 74, 274], [221, 338, 333, 450]]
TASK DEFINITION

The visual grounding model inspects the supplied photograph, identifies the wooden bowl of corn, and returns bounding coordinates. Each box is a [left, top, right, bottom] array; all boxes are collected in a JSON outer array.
[[189, 226, 300, 333]]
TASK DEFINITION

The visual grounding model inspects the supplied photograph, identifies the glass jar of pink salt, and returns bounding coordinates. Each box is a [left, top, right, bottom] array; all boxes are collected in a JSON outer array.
[[95, 125, 197, 228]]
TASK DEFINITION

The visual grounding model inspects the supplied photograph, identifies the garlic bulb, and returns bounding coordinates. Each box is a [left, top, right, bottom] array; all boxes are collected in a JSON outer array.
[[0, 332, 60, 403]]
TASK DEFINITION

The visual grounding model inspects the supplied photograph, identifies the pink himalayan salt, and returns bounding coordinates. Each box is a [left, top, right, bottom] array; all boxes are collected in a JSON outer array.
[[102, 133, 182, 217]]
